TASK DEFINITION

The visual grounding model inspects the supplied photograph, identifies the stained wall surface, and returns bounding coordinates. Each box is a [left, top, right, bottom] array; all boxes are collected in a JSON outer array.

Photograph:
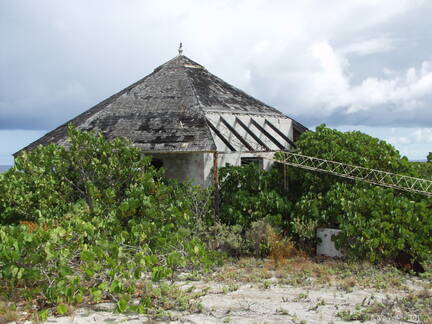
[[151, 113, 293, 187], [151, 151, 277, 187], [151, 153, 205, 186]]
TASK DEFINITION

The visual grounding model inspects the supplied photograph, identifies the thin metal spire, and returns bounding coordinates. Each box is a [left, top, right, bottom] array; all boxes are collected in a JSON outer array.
[[178, 42, 183, 55]]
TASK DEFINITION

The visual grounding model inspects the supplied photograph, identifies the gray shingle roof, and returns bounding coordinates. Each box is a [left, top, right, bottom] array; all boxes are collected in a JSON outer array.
[[16, 55, 307, 155]]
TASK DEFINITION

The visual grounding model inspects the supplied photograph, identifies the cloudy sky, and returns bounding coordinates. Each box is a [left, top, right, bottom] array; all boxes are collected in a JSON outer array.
[[1, 0, 432, 164]]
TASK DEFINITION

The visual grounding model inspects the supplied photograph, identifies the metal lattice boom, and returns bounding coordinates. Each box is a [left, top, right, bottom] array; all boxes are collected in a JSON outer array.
[[265, 152, 432, 197]]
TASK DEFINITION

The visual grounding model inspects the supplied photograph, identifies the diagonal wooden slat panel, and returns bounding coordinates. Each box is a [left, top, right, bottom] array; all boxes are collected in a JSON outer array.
[[206, 120, 236, 152], [235, 117, 270, 151]]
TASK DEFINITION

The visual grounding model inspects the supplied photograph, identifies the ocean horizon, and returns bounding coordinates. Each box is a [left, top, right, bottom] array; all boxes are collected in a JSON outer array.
[[0, 165, 12, 173]]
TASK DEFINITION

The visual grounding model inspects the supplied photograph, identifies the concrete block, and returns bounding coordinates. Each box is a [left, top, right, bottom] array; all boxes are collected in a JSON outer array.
[[316, 228, 344, 258]]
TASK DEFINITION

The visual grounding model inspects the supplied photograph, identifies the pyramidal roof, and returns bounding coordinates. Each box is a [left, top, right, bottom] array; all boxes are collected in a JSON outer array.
[[17, 55, 307, 155]]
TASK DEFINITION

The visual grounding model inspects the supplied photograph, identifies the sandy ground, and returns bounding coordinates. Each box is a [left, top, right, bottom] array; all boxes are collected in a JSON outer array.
[[11, 257, 429, 324], [21, 278, 426, 324]]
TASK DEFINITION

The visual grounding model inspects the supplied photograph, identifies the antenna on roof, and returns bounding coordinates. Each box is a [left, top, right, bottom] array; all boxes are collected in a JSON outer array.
[[178, 42, 183, 55]]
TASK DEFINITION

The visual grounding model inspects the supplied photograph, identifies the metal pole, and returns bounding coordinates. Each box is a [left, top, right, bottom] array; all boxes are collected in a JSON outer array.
[[213, 152, 220, 220], [284, 152, 289, 193]]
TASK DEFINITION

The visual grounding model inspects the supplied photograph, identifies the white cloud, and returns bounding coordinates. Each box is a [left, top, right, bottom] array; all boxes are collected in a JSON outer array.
[[0, 0, 431, 162], [343, 59, 432, 113], [331, 125, 431, 160], [388, 136, 411, 145], [1, 0, 427, 128], [341, 37, 396, 56], [414, 128, 432, 143], [270, 40, 432, 121]]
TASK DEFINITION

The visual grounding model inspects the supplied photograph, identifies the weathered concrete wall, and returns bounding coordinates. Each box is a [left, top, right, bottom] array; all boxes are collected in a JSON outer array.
[[151, 113, 293, 187], [151, 153, 205, 186], [151, 151, 277, 188]]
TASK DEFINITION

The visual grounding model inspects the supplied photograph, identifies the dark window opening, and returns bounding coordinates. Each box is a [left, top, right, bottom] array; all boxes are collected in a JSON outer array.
[[150, 158, 164, 170], [241, 157, 263, 169]]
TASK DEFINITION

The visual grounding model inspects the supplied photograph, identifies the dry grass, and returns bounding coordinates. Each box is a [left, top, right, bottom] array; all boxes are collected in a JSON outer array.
[[205, 257, 431, 324], [209, 254, 418, 294], [338, 276, 357, 292], [362, 288, 432, 323], [0, 298, 18, 324], [267, 229, 305, 266], [205, 255, 430, 324], [415, 287, 432, 299]]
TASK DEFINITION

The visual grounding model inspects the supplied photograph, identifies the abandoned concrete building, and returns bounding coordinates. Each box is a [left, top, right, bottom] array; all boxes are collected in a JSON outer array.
[[17, 53, 307, 186]]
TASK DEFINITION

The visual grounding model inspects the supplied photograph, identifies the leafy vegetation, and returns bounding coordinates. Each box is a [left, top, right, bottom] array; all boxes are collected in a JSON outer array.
[[289, 125, 432, 265], [287, 124, 415, 196], [218, 124, 432, 266], [1, 124, 431, 322], [0, 126, 221, 320], [219, 163, 290, 228]]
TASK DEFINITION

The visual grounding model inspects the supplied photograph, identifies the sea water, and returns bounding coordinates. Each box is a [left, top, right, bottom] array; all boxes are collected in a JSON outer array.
[[0, 165, 12, 173]]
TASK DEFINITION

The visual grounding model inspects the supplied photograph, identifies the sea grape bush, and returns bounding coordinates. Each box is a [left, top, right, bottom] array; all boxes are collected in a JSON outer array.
[[1, 123, 431, 320], [287, 125, 432, 264], [0, 126, 221, 317], [295, 124, 412, 173], [331, 184, 432, 263], [0, 126, 160, 224], [219, 163, 291, 228], [0, 144, 74, 224], [291, 183, 432, 263], [0, 204, 218, 314], [218, 125, 432, 265], [287, 124, 415, 197]]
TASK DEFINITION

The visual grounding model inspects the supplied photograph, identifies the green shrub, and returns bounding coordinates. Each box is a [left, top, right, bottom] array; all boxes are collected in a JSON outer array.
[[0, 126, 222, 315], [0, 125, 159, 224], [244, 219, 273, 258], [288, 124, 415, 198], [195, 218, 280, 258], [197, 221, 244, 256], [215, 125, 432, 265], [296, 124, 412, 173], [411, 160, 432, 180], [329, 184, 432, 263], [286, 125, 432, 263], [219, 163, 291, 228], [0, 201, 221, 309]]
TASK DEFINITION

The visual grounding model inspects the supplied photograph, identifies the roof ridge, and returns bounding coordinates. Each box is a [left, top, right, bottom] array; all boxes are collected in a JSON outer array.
[[183, 62, 217, 152], [15, 54, 308, 156], [153, 55, 205, 73]]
